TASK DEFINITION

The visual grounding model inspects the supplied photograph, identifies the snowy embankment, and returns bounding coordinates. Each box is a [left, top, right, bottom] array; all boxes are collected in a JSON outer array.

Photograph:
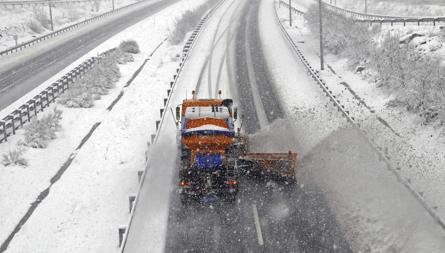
[[261, 0, 445, 252], [0, 0, 208, 252], [0, 0, 137, 51], [281, 0, 445, 229]]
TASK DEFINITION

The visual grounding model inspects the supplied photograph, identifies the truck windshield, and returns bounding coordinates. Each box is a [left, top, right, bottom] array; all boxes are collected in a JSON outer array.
[[184, 106, 230, 119]]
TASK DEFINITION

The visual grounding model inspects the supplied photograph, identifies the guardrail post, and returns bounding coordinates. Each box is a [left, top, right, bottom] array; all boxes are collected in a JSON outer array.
[[137, 170, 144, 183], [155, 120, 160, 130], [1, 121, 7, 142], [24, 104, 31, 122], [118, 227, 126, 247], [8, 116, 15, 135], [151, 134, 156, 144], [14, 110, 23, 127], [164, 98, 168, 106], [128, 196, 136, 213], [31, 99, 37, 116], [48, 87, 55, 102], [160, 108, 164, 117]]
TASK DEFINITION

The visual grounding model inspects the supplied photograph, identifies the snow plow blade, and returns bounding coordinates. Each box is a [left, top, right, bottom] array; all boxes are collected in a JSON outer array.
[[239, 152, 297, 181]]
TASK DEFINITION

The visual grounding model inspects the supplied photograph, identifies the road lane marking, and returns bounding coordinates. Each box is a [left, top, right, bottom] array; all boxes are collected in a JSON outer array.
[[252, 204, 264, 246], [244, 14, 268, 129]]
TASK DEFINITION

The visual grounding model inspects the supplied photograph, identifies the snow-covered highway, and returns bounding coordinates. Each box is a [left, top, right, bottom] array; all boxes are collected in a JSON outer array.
[[2, 0, 445, 252], [0, 0, 179, 111], [123, 0, 445, 252]]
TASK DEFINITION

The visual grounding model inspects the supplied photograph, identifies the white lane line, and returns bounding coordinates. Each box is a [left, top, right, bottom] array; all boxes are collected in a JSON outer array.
[[244, 11, 268, 129], [252, 204, 264, 246]]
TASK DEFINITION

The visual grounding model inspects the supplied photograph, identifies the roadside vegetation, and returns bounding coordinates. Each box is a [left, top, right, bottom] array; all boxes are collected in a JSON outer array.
[[2, 148, 28, 167], [1, 108, 62, 167], [305, 5, 445, 125], [169, 0, 218, 45], [22, 107, 63, 149], [58, 41, 139, 108]]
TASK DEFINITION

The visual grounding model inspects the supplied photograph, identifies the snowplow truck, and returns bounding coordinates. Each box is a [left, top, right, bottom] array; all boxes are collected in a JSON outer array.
[[175, 92, 297, 204]]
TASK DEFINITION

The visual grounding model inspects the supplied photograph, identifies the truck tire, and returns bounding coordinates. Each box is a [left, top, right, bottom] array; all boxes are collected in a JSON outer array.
[[180, 193, 191, 205]]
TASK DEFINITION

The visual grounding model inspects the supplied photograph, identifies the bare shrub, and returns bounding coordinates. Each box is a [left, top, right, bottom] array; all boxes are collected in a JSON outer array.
[[119, 40, 140, 54], [27, 19, 45, 34], [22, 107, 63, 148], [2, 148, 28, 167], [66, 8, 82, 22], [90, 0, 101, 12], [32, 6, 51, 30], [169, 0, 218, 45]]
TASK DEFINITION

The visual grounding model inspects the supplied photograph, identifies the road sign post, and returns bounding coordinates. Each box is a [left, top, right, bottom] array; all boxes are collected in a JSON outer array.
[[48, 0, 54, 31], [288, 0, 292, 27]]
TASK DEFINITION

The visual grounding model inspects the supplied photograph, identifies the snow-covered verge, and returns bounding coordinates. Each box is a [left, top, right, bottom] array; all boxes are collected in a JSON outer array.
[[269, 0, 445, 252], [0, 0, 208, 251], [0, 0, 136, 51], [292, 1, 445, 222]]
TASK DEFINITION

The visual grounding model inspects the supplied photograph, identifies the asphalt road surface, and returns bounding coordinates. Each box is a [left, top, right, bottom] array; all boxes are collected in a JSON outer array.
[[163, 0, 352, 252], [0, 0, 179, 111]]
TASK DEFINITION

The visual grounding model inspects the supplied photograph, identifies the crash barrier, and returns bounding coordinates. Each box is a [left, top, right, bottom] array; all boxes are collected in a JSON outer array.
[[273, 0, 445, 232], [279, 0, 445, 26], [118, 0, 225, 250], [0, 48, 116, 143], [0, 0, 94, 7], [0, 0, 146, 57]]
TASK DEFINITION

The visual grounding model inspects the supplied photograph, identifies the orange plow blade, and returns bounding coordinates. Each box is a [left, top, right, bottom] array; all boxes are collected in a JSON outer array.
[[239, 152, 298, 181]]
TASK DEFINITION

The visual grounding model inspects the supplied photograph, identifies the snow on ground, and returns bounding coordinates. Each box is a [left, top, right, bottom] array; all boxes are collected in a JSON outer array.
[[0, 0, 207, 251], [265, 0, 445, 252], [0, 0, 136, 51], [280, 0, 445, 224]]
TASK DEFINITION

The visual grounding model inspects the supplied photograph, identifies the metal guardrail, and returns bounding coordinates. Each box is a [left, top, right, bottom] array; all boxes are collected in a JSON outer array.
[[0, 0, 95, 7], [323, 2, 445, 26], [274, 0, 445, 232], [0, 0, 141, 57], [0, 48, 116, 143], [280, 0, 445, 26]]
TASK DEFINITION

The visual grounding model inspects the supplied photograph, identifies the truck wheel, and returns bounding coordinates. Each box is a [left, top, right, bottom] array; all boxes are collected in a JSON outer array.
[[180, 194, 191, 205]]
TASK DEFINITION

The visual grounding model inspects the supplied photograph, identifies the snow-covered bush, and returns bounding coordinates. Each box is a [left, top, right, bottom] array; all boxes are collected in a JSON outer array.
[[169, 0, 218, 45], [66, 8, 82, 22], [58, 49, 125, 108], [23, 107, 63, 148], [119, 40, 140, 54], [58, 84, 94, 108], [2, 148, 28, 167]]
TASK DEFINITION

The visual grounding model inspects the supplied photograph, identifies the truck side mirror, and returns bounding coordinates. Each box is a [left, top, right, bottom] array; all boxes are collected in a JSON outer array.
[[233, 108, 238, 121], [176, 106, 181, 121]]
